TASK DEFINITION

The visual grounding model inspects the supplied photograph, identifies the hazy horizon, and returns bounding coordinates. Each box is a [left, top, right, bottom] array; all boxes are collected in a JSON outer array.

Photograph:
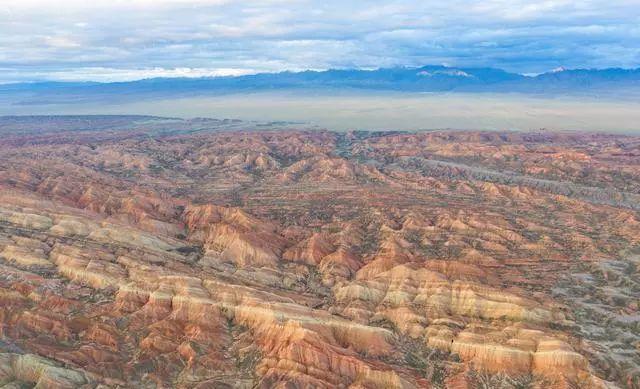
[[1, 0, 639, 134], [2, 90, 640, 134]]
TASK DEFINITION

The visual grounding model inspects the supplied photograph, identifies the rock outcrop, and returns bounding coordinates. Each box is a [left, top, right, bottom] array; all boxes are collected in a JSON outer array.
[[1, 120, 638, 388]]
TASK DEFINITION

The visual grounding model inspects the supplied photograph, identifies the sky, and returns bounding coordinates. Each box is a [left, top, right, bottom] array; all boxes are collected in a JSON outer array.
[[1, 0, 639, 83]]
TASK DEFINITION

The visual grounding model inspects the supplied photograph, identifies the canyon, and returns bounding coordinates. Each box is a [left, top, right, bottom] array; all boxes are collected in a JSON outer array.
[[0, 116, 638, 388]]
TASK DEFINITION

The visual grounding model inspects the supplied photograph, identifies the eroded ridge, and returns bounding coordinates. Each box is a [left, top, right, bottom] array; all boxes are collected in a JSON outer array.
[[0, 119, 638, 388]]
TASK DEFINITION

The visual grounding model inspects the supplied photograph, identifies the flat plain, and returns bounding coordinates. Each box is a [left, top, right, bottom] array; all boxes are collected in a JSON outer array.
[[2, 92, 640, 133]]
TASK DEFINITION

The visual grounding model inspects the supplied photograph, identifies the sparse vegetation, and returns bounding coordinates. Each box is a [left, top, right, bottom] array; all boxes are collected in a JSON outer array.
[[2, 120, 639, 388], [466, 368, 552, 389], [398, 337, 450, 388]]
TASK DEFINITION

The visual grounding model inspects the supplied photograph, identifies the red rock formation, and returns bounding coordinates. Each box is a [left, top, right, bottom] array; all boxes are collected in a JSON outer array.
[[0, 120, 638, 388]]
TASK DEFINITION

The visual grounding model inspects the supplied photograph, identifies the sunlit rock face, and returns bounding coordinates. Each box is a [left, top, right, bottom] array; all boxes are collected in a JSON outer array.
[[0, 117, 639, 388]]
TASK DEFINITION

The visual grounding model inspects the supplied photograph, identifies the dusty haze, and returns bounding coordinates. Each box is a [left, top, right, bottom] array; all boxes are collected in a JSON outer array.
[[2, 91, 640, 133]]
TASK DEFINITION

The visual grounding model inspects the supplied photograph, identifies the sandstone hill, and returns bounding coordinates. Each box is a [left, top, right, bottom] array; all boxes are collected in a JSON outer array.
[[0, 117, 638, 388]]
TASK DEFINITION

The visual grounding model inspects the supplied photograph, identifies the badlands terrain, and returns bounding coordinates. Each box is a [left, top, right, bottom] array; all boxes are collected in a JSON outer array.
[[0, 115, 638, 388]]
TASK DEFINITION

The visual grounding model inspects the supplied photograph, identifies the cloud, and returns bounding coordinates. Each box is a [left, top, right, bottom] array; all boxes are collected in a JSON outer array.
[[43, 36, 83, 49], [0, 0, 638, 82]]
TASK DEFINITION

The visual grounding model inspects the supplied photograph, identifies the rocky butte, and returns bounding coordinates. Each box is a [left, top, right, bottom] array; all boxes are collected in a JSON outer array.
[[0, 116, 638, 388]]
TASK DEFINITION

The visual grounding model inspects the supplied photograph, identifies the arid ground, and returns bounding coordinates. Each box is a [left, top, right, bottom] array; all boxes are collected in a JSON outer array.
[[0, 116, 638, 388], [3, 92, 640, 133]]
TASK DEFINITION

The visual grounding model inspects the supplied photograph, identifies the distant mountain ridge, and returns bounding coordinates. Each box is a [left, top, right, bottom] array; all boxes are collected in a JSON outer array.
[[2, 65, 640, 102]]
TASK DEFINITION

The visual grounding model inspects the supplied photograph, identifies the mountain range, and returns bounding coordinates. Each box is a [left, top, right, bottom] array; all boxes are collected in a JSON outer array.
[[2, 65, 640, 104]]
